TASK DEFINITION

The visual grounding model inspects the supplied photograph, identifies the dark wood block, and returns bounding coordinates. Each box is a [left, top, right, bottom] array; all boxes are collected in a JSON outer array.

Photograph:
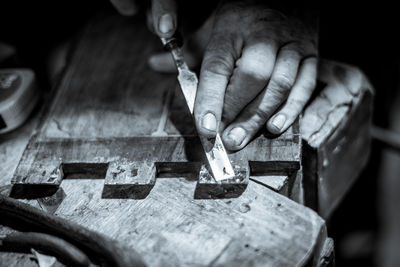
[[11, 156, 62, 198], [102, 160, 156, 199], [301, 60, 374, 217], [194, 163, 249, 199]]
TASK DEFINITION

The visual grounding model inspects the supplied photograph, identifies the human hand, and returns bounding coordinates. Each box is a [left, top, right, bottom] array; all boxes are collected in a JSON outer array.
[[150, 1, 318, 151], [110, 0, 177, 38]]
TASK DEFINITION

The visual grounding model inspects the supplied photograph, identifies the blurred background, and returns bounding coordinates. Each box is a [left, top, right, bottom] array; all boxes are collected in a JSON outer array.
[[1, 1, 399, 266]]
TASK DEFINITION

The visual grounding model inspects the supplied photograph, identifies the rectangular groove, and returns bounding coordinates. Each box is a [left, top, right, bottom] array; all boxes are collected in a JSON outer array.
[[155, 162, 201, 180], [62, 162, 109, 179], [249, 161, 300, 176]]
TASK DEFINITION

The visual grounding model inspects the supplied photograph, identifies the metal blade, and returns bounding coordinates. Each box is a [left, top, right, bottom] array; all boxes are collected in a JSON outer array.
[[164, 38, 235, 181]]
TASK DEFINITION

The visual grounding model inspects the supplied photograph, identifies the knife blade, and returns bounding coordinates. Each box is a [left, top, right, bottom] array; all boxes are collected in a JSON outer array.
[[161, 36, 234, 181]]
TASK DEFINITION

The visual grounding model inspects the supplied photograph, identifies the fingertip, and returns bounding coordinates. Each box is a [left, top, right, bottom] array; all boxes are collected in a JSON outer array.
[[266, 113, 287, 135], [151, 0, 177, 38], [222, 134, 239, 151], [196, 124, 218, 138], [196, 112, 218, 137], [221, 126, 247, 151], [155, 13, 176, 38], [222, 137, 237, 151], [198, 129, 218, 139]]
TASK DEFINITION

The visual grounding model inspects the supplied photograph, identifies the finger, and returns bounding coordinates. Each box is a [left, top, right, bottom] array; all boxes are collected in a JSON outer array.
[[194, 34, 241, 137], [221, 44, 302, 150], [266, 56, 317, 134], [148, 11, 215, 73], [151, 0, 177, 38], [220, 41, 277, 129], [110, 0, 138, 16], [148, 35, 202, 73]]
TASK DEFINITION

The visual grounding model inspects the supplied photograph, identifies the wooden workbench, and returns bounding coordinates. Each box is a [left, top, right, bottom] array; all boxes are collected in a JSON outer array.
[[0, 11, 373, 266]]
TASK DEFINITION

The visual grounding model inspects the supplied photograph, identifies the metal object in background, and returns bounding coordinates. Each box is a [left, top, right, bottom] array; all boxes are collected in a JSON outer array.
[[161, 36, 235, 182], [0, 69, 39, 134]]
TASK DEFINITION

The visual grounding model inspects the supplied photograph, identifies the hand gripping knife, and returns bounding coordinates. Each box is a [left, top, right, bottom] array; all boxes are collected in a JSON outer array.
[[160, 35, 249, 187]]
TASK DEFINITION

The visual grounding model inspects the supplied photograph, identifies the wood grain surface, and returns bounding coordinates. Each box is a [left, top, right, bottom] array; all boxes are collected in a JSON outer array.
[[11, 12, 302, 201], [0, 12, 336, 266]]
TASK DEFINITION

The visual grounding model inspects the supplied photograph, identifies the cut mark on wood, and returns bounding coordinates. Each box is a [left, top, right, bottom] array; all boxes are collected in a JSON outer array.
[[62, 162, 109, 179], [194, 164, 249, 199], [10, 184, 60, 199], [155, 161, 201, 181], [249, 161, 300, 176], [11, 159, 301, 200], [37, 187, 66, 214], [151, 85, 175, 137], [249, 176, 289, 194], [10, 132, 301, 201], [248, 161, 300, 195]]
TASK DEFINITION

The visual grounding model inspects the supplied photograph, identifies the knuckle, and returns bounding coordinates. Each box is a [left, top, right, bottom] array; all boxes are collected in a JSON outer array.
[[239, 106, 270, 130], [253, 107, 271, 122], [301, 77, 317, 91], [241, 61, 270, 81], [202, 55, 233, 78], [223, 94, 242, 112], [202, 36, 236, 78], [282, 41, 317, 59], [286, 98, 304, 110], [269, 74, 294, 92], [281, 41, 304, 54], [221, 112, 236, 125]]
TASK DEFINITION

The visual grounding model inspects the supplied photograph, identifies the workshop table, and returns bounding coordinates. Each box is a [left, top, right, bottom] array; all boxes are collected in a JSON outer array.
[[0, 11, 372, 267]]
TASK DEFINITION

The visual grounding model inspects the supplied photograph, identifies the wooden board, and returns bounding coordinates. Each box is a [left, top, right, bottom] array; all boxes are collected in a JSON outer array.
[[301, 60, 373, 218], [11, 12, 302, 202], [2, 12, 332, 266]]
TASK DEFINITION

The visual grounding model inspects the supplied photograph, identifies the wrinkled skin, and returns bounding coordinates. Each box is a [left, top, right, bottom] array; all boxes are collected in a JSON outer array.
[[112, 0, 318, 151]]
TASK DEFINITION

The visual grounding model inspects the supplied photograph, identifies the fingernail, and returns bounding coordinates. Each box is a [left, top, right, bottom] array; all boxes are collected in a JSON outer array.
[[159, 14, 174, 34], [202, 113, 217, 132], [227, 127, 246, 147], [271, 114, 286, 131]]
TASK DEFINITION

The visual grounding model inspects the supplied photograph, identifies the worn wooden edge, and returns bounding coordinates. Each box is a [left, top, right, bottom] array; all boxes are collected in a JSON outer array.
[[10, 150, 305, 201], [301, 60, 374, 217], [301, 59, 374, 148], [194, 163, 249, 199], [10, 134, 302, 200], [102, 160, 157, 199], [318, 91, 373, 218], [302, 222, 330, 267], [316, 238, 335, 267]]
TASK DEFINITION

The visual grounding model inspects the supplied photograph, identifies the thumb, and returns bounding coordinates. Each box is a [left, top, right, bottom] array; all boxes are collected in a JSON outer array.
[[151, 0, 177, 38], [148, 12, 215, 73]]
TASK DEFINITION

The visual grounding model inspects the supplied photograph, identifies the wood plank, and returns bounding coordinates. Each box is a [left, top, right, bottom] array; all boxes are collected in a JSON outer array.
[[55, 177, 326, 266], [11, 10, 302, 200], [301, 60, 373, 217], [1, 11, 333, 266]]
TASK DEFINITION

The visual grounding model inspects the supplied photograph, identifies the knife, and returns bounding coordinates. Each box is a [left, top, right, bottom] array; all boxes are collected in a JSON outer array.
[[161, 36, 234, 181]]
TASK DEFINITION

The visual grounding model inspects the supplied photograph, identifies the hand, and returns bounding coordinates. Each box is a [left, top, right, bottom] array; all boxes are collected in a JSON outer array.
[[150, 1, 318, 151], [110, 0, 177, 38]]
